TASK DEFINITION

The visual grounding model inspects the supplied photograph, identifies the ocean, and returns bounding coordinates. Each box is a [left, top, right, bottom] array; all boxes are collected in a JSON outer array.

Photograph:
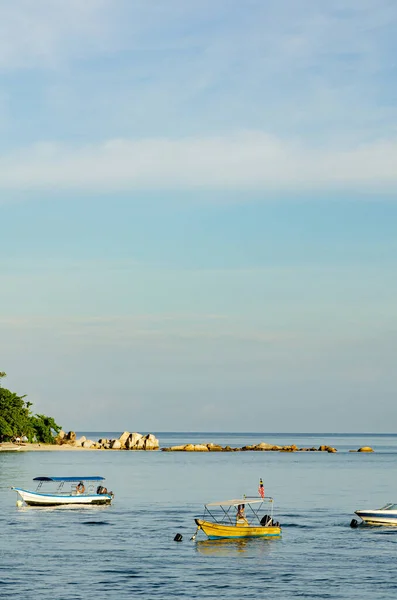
[[1, 432, 397, 599]]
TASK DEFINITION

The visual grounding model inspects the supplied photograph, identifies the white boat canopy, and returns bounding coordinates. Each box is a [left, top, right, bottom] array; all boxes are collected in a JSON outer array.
[[206, 497, 273, 507]]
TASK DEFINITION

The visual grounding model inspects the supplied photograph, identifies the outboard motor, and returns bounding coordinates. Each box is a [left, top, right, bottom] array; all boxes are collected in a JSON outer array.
[[260, 514, 273, 527]]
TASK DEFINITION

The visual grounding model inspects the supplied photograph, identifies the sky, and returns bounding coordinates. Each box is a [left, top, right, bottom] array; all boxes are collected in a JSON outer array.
[[0, 0, 396, 433]]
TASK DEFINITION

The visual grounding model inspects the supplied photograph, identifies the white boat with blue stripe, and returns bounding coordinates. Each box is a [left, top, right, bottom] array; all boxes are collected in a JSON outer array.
[[353, 503, 397, 526], [12, 476, 114, 507]]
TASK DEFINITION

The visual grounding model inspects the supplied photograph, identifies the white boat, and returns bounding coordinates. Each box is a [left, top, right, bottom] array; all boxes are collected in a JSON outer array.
[[12, 476, 114, 507], [352, 503, 397, 526]]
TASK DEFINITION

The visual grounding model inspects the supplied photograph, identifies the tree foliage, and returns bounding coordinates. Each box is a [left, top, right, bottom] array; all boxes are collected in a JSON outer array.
[[30, 415, 62, 444], [0, 416, 13, 438], [0, 373, 61, 443], [0, 387, 32, 439]]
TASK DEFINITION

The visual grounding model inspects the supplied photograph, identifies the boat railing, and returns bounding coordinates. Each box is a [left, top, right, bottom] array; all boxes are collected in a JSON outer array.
[[202, 498, 275, 527], [70, 482, 98, 495], [35, 481, 100, 496]]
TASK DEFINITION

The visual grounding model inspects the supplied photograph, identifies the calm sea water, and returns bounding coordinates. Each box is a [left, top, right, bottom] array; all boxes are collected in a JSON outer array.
[[1, 432, 397, 599]]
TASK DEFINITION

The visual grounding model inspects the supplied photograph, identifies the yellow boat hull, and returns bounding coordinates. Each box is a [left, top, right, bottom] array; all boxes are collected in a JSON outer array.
[[195, 518, 281, 539]]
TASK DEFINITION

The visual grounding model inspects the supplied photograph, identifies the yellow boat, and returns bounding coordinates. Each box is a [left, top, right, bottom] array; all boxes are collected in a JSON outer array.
[[193, 497, 282, 540]]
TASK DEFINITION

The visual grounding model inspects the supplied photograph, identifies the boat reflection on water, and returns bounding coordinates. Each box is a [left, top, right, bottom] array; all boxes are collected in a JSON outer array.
[[195, 536, 280, 557]]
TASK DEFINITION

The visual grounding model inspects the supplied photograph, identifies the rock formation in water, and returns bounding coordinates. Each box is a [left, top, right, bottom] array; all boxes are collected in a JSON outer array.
[[162, 442, 365, 452], [56, 430, 159, 450], [54, 431, 374, 453]]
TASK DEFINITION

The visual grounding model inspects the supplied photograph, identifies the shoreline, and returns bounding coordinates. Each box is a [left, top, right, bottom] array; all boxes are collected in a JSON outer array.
[[0, 442, 98, 452], [0, 430, 376, 453], [0, 441, 374, 453]]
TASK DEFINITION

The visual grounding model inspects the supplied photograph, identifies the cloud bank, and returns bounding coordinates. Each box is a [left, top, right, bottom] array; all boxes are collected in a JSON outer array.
[[1, 132, 397, 193]]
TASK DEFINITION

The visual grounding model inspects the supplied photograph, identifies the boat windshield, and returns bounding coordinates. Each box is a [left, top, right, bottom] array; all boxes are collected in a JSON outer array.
[[380, 503, 397, 511]]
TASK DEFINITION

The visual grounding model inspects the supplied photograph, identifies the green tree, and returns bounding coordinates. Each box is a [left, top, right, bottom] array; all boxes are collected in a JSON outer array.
[[0, 371, 6, 386], [30, 415, 62, 444], [0, 386, 33, 439], [0, 416, 13, 438], [0, 373, 61, 443]]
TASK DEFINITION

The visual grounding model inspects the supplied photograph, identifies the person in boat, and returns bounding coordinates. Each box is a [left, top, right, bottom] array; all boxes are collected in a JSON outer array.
[[236, 504, 249, 526], [96, 485, 108, 495], [76, 481, 85, 494]]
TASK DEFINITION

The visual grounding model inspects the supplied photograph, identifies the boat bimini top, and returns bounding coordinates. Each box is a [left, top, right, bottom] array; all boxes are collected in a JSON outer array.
[[33, 476, 106, 482], [205, 498, 273, 507]]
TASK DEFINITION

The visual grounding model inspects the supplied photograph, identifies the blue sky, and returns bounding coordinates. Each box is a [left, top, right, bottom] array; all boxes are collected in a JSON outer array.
[[1, 0, 396, 432]]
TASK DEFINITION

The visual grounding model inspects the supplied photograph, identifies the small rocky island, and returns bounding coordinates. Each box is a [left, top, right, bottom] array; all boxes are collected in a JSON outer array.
[[162, 442, 374, 453], [162, 442, 339, 452]]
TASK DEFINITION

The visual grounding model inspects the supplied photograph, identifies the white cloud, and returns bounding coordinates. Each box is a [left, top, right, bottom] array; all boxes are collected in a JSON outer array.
[[1, 1, 397, 159], [0, 0, 113, 69], [0, 1, 396, 193], [0, 132, 397, 193], [0, 0, 225, 70]]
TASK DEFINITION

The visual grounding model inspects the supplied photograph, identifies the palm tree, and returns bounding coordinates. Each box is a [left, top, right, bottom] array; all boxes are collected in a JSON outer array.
[[0, 372, 6, 388]]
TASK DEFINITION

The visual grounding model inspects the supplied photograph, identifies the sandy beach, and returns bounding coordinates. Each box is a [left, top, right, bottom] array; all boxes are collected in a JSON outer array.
[[0, 442, 97, 452]]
